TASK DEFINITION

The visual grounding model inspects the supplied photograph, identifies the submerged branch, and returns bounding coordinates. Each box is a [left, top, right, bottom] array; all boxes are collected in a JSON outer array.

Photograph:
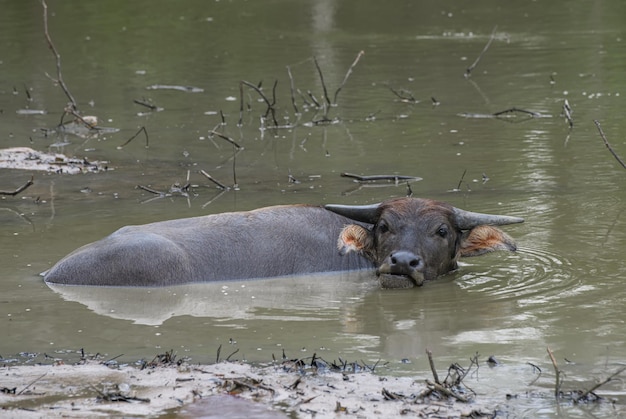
[[208, 130, 242, 149], [118, 126, 149, 149], [341, 172, 422, 183], [42, 0, 77, 110], [465, 26, 498, 78], [594, 120, 626, 170], [562, 99, 573, 128], [333, 50, 365, 104], [200, 170, 229, 190], [492, 107, 542, 117], [387, 85, 418, 103], [575, 367, 626, 403], [0, 176, 34, 196], [547, 347, 562, 398], [426, 349, 440, 385], [239, 80, 278, 126], [313, 56, 331, 107], [286, 65, 299, 114]]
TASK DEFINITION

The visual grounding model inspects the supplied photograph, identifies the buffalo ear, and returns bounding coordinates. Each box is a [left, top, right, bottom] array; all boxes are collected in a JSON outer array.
[[459, 225, 517, 257], [337, 225, 373, 256]]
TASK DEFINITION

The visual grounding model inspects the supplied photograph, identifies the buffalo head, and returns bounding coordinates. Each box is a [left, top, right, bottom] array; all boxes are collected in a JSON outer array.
[[325, 198, 524, 288]]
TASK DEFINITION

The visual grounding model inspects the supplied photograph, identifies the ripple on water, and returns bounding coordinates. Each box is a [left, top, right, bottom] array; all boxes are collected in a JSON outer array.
[[455, 246, 584, 307]]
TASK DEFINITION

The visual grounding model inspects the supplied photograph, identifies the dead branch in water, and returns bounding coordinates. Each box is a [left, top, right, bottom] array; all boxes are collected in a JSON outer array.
[[341, 172, 422, 183], [425, 380, 469, 403], [0, 176, 34, 196], [286, 65, 300, 115], [455, 169, 468, 191], [562, 99, 573, 128], [41, 0, 77, 110], [492, 107, 542, 118], [387, 85, 418, 103], [426, 349, 441, 384], [239, 80, 279, 127], [118, 126, 149, 149], [208, 130, 242, 149], [547, 347, 562, 398], [594, 120, 626, 170], [136, 181, 190, 198], [133, 98, 159, 111], [334, 50, 365, 104], [231, 147, 238, 188], [200, 170, 229, 190], [313, 56, 331, 107], [574, 366, 626, 403], [136, 185, 163, 196], [59, 105, 100, 130], [422, 349, 474, 403], [465, 26, 498, 78]]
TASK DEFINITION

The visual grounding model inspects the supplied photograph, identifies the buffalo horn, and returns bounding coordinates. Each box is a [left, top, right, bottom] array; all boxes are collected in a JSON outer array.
[[324, 203, 380, 224], [453, 208, 524, 230]]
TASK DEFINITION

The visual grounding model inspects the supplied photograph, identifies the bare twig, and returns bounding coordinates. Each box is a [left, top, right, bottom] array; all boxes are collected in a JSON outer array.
[[17, 373, 47, 396], [493, 107, 542, 117], [333, 50, 365, 104], [200, 170, 229, 190], [42, 0, 77, 110], [575, 367, 626, 402], [562, 99, 573, 128], [426, 349, 440, 384], [594, 120, 626, 170], [387, 85, 418, 103], [63, 106, 100, 129], [527, 362, 542, 386], [547, 346, 562, 398], [208, 130, 242, 149], [465, 26, 498, 78], [118, 126, 149, 149], [133, 99, 158, 111], [425, 380, 469, 402], [238, 81, 245, 126], [0, 176, 34, 196], [313, 56, 331, 107], [239, 80, 278, 126], [456, 169, 467, 191], [136, 185, 163, 195], [225, 348, 240, 362], [231, 146, 238, 188], [341, 172, 422, 183], [284, 65, 300, 116], [307, 90, 321, 108]]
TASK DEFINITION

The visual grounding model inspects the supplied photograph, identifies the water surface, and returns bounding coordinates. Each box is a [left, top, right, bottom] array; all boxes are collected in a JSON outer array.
[[1, 1, 626, 416]]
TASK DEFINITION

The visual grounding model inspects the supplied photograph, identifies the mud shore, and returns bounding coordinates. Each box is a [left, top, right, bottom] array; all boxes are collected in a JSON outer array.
[[1, 359, 495, 418]]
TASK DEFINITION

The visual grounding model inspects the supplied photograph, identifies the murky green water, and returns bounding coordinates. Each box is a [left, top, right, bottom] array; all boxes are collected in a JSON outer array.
[[2, 1, 626, 416]]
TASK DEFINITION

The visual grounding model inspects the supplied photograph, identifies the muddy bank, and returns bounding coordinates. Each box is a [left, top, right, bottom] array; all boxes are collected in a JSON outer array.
[[1, 359, 495, 418]]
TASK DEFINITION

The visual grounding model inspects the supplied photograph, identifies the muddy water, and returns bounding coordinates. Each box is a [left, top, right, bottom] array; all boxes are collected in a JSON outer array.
[[1, 0, 626, 416]]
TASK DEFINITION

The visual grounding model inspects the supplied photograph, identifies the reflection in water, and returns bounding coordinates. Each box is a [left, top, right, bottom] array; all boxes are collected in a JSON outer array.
[[46, 271, 378, 326]]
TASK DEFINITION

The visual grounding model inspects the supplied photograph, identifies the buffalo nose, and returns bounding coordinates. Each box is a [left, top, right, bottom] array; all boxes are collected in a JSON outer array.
[[389, 251, 422, 274]]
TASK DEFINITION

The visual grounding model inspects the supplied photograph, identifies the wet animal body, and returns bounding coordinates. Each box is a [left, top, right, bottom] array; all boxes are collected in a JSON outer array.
[[43, 198, 523, 287]]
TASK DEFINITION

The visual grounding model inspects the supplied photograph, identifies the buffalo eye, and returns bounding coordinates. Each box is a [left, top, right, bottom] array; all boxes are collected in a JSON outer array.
[[377, 221, 389, 234], [436, 225, 449, 238]]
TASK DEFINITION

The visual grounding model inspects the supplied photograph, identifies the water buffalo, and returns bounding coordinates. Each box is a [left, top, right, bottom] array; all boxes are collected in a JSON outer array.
[[43, 197, 523, 287]]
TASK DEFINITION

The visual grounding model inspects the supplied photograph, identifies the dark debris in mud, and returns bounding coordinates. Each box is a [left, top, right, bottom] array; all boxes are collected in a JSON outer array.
[[1, 347, 624, 418]]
